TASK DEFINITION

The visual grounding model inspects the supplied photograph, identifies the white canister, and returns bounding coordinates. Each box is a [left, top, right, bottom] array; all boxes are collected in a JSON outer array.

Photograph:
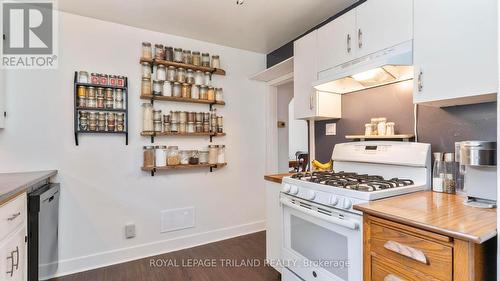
[[163, 81, 172, 97], [208, 145, 218, 164], [155, 145, 167, 167], [217, 145, 225, 164], [204, 72, 211, 86], [364, 124, 373, 136], [194, 71, 203, 85], [191, 85, 200, 99], [377, 118, 387, 136], [156, 65, 166, 81], [386, 122, 395, 136]]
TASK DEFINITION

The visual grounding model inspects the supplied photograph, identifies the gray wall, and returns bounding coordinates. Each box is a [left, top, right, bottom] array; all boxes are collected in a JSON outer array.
[[314, 80, 497, 162]]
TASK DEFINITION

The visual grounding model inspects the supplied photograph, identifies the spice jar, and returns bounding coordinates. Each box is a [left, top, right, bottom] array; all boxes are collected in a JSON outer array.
[[156, 65, 166, 81], [182, 50, 192, 65], [96, 88, 105, 108], [153, 80, 162, 96], [176, 68, 186, 83], [217, 145, 226, 164], [167, 66, 176, 82], [117, 76, 125, 87], [105, 88, 114, 100], [142, 42, 152, 59], [200, 85, 208, 100], [187, 122, 195, 133], [172, 82, 181, 97], [217, 116, 223, 133], [204, 72, 211, 86], [165, 46, 173, 61], [178, 122, 187, 134], [181, 83, 191, 98], [107, 113, 116, 131], [153, 110, 162, 122], [167, 146, 180, 166], [116, 113, 125, 132], [186, 69, 195, 84], [203, 112, 210, 122], [199, 150, 209, 164], [194, 70, 203, 85], [97, 112, 106, 131], [171, 122, 179, 133], [143, 146, 155, 168], [180, 150, 190, 165], [141, 78, 152, 96], [443, 153, 457, 194], [195, 122, 203, 133], [207, 87, 215, 101], [187, 112, 195, 123], [173, 48, 183, 63], [163, 81, 172, 97], [77, 86, 86, 107], [142, 62, 152, 79], [99, 74, 109, 86], [154, 44, 165, 60], [191, 85, 200, 99], [90, 73, 99, 85], [155, 145, 167, 167], [208, 145, 218, 164], [109, 75, 117, 87], [79, 111, 88, 131], [201, 53, 210, 67], [211, 55, 220, 69], [153, 120, 162, 132], [142, 103, 153, 132], [179, 111, 187, 123], [170, 111, 180, 124], [215, 88, 223, 102], [364, 124, 373, 136], [192, 51, 201, 66], [189, 150, 200, 165], [78, 71, 89, 83], [195, 112, 203, 123]]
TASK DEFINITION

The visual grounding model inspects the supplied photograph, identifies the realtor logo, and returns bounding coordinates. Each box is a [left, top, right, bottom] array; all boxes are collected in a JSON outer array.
[[1, 0, 58, 69]]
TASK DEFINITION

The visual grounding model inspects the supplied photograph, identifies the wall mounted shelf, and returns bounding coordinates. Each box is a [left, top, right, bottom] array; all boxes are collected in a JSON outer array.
[[140, 94, 225, 107], [345, 134, 415, 142], [140, 58, 226, 76], [141, 131, 225, 143], [142, 163, 227, 176]]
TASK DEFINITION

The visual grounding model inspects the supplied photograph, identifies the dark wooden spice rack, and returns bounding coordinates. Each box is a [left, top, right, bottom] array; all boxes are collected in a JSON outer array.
[[140, 58, 226, 76], [142, 163, 227, 176]]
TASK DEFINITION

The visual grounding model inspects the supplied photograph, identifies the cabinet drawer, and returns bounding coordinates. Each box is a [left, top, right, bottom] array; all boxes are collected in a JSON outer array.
[[370, 222, 452, 281], [371, 256, 440, 281], [0, 193, 26, 241]]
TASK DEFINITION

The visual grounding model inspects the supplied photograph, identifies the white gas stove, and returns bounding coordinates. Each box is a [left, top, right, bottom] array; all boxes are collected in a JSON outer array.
[[280, 141, 431, 281]]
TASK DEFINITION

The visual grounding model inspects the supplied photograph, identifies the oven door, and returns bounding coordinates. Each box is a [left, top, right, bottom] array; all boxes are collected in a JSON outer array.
[[281, 194, 362, 281]]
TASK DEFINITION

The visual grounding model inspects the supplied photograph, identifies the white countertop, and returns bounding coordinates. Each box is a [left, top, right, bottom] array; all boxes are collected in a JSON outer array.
[[0, 170, 57, 204]]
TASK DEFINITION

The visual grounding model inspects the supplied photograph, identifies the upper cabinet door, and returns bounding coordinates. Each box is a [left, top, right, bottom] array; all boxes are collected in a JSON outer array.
[[413, 0, 497, 106], [355, 0, 413, 57], [317, 10, 357, 73], [294, 30, 318, 119]]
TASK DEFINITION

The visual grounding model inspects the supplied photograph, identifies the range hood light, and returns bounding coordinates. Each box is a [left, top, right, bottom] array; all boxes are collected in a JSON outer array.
[[351, 68, 395, 86]]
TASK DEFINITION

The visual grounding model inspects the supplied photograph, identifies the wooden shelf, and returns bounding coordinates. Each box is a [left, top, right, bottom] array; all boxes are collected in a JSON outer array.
[[141, 132, 225, 137], [142, 163, 227, 176], [76, 107, 126, 112], [140, 95, 225, 106], [345, 134, 415, 142], [140, 58, 226, 76], [75, 82, 127, 90]]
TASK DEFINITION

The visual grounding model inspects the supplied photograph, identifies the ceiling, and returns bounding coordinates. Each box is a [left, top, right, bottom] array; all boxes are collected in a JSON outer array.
[[58, 0, 357, 54]]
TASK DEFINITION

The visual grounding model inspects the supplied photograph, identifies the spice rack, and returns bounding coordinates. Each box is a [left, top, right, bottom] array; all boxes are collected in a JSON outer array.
[[142, 163, 227, 176], [140, 58, 226, 76], [73, 71, 129, 145]]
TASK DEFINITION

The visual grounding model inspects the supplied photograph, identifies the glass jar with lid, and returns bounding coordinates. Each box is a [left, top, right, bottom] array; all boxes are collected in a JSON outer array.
[[153, 109, 162, 122], [180, 150, 190, 165], [178, 123, 187, 134], [182, 50, 192, 64], [187, 122, 195, 133], [208, 145, 218, 164], [163, 81, 172, 97], [199, 150, 209, 164], [199, 85, 208, 100], [156, 65, 166, 81], [155, 145, 167, 167], [217, 145, 226, 164], [172, 82, 182, 97], [186, 69, 195, 84], [443, 153, 457, 194], [386, 122, 395, 136], [154, 44, 165, 60], [211, 55, 220, 69], [173, 48, 183, 63], [142, 42, 152, 59], [141, 78, 152, 96], [142, 103, 153, 132], [181, 83, 191, 98], [194, 70, 203, 85], [153, 80, 162, 96], [192, 51, 201, 66], [167, 66, 176, 82], [78, 71, 89, 83], [165, 46, 174, 61], [179, 111, 187, 123], [191, 85, 200, 99], [201, 53, 210, 67], [167, 146, 180, 166], [153, 120, 162, 132], [204, 72, 211, 86], [170, 111, 180, 123], [207, 87, 215, 101], [217, 117, 223, 133], [189, 150, 200, 165], [176, 68, 186, 83], [215, 88, 223, 102], [143, 146, 155, 168]]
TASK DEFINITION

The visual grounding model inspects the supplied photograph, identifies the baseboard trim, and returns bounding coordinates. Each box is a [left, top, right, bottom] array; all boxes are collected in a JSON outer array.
[[43, 220, 266, 279]]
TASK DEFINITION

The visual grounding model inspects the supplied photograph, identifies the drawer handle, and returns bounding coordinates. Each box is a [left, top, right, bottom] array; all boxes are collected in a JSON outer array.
[[12, 246, 19, 270], [384, 274, 406, 281], [7, 212, 21, 221], [383, 240, 428, 264], [6, 253, 14, 276]]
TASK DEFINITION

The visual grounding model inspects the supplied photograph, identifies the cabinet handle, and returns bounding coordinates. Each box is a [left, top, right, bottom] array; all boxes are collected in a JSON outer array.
[[347, 34, 352, 53], [384, 240, 428, 264], [7, 212, 21, 221], [6, 253, 14, 276], [309, 94, 314, 110], [12, 246, 19, 270], [384, 274, 406, 281], [358, 29, 363, 48], [417, 69, 423, 92]]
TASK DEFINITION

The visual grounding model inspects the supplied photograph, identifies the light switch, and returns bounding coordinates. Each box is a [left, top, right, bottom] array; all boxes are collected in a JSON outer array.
[[326, 123, 336, 136]]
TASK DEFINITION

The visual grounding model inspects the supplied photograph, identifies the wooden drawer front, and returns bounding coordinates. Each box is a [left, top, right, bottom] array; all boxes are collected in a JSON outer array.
[[371, 256, 441, 281], [370, 222, 452, 281], [0, 193, 26, 241]]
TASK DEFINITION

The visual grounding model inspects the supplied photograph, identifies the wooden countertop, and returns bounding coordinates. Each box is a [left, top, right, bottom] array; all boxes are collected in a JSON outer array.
[[264, 173, 294, 184], [354, 191, 497, 244], [0, 170, 57, 205]]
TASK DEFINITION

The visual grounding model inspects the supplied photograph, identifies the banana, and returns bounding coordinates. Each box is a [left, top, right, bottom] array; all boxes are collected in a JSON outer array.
[[312, 159, 333, 171]]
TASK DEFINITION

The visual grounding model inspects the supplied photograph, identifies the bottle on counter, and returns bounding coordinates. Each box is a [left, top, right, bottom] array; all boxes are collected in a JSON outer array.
[[443, 153, 457, 194], [432, 152, 445, 192]]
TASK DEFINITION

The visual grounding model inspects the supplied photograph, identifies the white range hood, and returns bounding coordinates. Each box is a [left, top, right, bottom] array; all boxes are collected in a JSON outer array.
[[313, 40, 414, 94]]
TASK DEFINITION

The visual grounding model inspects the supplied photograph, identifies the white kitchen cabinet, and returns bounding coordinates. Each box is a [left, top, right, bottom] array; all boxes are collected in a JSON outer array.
[[413, 0, 497, 107], [0, 68, 5, 128], [294, 30, 342, 120], [0, 226, 26, 281], [265, 181, 282, 273], [355, 0, 412, 58], [317, 10, 356, 73]]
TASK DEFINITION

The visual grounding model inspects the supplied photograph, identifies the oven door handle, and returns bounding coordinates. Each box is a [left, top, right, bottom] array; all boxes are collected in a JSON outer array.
[[280, 199, 359, 230]]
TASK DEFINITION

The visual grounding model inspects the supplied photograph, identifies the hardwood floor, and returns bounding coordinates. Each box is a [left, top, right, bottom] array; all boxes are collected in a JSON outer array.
[[50, 231, 281, 281]]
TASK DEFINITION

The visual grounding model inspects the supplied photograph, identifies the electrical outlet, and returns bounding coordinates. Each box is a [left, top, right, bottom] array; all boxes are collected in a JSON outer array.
[[326, 123, 336, 136], [125, 223, 136, 239]]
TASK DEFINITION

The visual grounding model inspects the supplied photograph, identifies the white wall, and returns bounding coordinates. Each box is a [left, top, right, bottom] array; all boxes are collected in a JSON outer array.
[[0, 12, 267, 277], [288, 99, 308, 160], [277, 82, 293, 172]]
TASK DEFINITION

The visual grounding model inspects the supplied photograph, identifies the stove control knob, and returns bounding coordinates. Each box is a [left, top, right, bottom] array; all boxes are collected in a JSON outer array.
[[290, 185, 299, 195], [329, 195, 339, 206], [282, 184, 291, 193], [305, 190, 316, 200], [342, 198, 352, 209]]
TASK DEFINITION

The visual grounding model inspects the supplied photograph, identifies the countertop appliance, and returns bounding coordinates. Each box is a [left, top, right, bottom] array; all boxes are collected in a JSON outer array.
[[458, 141, 497, 208], [28, 183, 60, 281], [280, 141, 431, 281]]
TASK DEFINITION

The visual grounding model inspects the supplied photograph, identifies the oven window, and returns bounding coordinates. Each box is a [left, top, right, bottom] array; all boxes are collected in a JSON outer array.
[[290, 215, 349, 280]]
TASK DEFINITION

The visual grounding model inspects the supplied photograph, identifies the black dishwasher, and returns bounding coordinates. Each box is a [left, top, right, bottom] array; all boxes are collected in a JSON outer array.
[[28, 183, 60, 281]]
